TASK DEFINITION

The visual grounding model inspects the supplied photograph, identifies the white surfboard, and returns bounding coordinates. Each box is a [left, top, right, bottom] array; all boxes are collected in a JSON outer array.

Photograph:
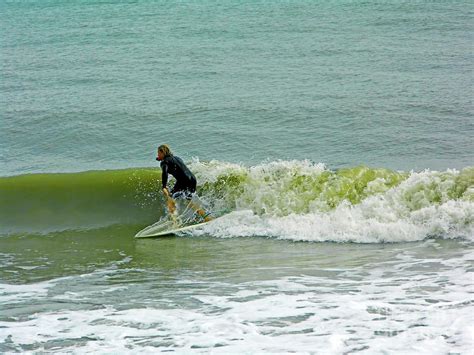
[[134, 220, 210, 238], [135, 195, 215, 238]]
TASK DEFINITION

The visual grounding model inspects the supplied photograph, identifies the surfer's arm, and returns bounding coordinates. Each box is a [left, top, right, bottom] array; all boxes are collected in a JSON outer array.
[[161, 163, 169, 189]]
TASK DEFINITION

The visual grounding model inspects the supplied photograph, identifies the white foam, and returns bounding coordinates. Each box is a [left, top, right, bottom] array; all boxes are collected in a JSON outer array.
[[193, 161, 474, 242], [1, 248, 472, 353], [0, 280, 54, 304], [190, 167, 474, 242], [194, 197, 473, 243]]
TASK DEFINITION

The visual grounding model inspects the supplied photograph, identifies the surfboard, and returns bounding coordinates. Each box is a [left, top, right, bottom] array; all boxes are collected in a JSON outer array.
[[134, 220, 210, 238], [135, 195, 215, 238]]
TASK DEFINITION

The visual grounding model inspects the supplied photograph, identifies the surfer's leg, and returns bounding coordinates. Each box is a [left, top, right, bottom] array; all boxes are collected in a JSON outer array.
[[186, 194, 213, 222]]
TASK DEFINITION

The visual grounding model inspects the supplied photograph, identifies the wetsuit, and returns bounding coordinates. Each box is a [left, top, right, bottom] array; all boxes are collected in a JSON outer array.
[[160, 155, 196, 198]]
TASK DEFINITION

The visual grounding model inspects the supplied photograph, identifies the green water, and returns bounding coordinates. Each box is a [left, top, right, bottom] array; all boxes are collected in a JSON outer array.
[[1, 225, 468, 286]]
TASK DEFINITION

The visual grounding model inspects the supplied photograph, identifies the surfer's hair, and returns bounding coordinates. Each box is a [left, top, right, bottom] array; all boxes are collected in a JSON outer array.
[[158, 144, 172, 157]]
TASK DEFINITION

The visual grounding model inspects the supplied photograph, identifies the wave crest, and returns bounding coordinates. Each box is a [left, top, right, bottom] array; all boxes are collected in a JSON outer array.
[[191, 160, 473, 242]]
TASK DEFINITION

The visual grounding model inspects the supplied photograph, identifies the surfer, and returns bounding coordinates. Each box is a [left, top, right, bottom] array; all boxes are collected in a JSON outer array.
[[156, 144, 196, 199], [156, 144, 212, 222]]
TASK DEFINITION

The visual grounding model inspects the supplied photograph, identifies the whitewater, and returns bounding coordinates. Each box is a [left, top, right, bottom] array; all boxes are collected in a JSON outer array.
[[1, 235, 473, 353], [192, 160, 474, 243]]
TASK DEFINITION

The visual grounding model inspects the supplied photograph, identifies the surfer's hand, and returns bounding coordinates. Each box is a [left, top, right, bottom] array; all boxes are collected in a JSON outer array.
[[162, 188, 169, 197]]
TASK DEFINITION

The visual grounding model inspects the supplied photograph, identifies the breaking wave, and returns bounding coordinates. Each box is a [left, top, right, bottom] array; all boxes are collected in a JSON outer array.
[[1, 160, 473, 242]]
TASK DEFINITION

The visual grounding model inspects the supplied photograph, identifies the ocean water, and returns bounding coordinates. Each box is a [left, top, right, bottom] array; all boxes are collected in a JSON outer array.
[[1, 0, 473, 353]]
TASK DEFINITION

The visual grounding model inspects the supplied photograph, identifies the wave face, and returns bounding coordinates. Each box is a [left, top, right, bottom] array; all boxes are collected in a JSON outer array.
[[0, 169, 163, 234], [1, 161, 473, 242]]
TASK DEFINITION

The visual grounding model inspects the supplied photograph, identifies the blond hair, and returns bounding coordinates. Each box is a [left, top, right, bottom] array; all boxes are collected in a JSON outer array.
[[158, 144, 172, 157]]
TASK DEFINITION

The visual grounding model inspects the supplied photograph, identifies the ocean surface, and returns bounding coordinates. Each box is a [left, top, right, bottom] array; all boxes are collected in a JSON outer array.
[[1, 0, 473, 353]]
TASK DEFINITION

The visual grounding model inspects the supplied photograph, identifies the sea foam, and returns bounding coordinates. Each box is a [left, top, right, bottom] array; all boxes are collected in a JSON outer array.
[[190, 160, 474, 242]]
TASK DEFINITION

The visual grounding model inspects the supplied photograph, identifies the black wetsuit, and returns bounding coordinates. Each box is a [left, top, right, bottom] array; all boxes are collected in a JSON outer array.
[[160, 155, 196, 197]]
